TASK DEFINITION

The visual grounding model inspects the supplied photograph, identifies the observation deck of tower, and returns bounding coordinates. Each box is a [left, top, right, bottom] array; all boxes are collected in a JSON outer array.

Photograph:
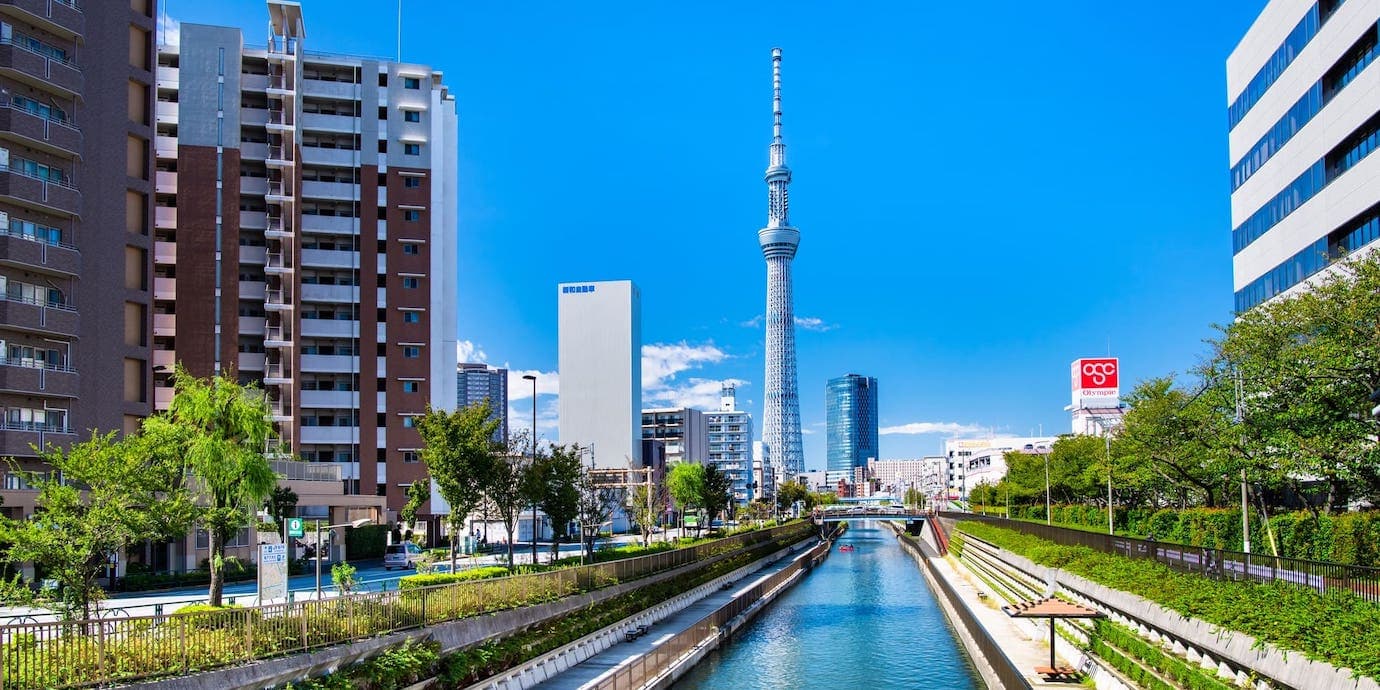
[[759, 47, 804, 480]]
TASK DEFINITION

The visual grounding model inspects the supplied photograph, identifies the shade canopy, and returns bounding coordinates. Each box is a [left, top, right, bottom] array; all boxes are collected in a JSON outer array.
[[1002, 597, 1103, 619]]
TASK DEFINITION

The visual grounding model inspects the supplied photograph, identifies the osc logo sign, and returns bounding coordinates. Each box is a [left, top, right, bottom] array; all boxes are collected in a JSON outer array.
[[1080, 359, 1118, 389]]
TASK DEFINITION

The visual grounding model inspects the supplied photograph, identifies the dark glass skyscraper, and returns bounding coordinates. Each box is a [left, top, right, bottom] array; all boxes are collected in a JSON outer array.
[[826, 374, 878, 473]]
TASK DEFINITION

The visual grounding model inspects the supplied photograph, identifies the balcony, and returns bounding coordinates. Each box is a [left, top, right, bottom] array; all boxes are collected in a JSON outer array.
[[240, 175, 268, 197], [0, 423, 74, 457], [154, 100, 178, 126], [238, 280, 266, 301], [300, 318, 359, 338], [152, 276, 175, 301], [301, 145, 359, 167], [241, 74, 268, 92], [239, 244, 266, 264], [270, 459, 341, 482], [154, 170, 176, 194], [301, 79, 359, 101], [153, 240, 175, 264], [264, 324, 291, 347], [0, 231, 77, 275], [263, 252, 292, 275], [299, 353, 355, 373], [299, 425, 359, 445], [240, 107, 268, 127], [300, 213, 357, 234], [301, 180, 358, 202], [156, 66, 178, 90], [300, 112, 358, 134], [301, 389, 357, 408], [155, 135, 177, 159], [265, 109, 294, 132], [0, 167, 79, 217], [301, 284, 358, 304], [237, 351, 265, 371], [238, 315, 266, 336], [266, 144, 293, 168], [154, 206, 175, 230], [239, 210, 266, 230], [0, 41, 81, 98], [240, 141, 268, 161], [152, 312, 174, 337], [0, 0, 84, 40], [153, 385, 173, 409], [0, 296, 76, 336], [301, 248, 357, 269], [0, 359, 76, 397], [0, 101, 80, 157], [263, 289, 292, 311], [152, 348, 174, 370], [263, 361, 292, 385]]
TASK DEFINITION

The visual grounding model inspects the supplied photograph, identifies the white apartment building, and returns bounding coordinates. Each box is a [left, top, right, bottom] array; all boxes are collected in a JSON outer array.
[[640, 408, 706, 464], [1230, 0, 1380, 311], [868, 457, 947, 496], [706, 385, 754, 504], [945, 436, 1055, 498], [558, 280, 641, 469]]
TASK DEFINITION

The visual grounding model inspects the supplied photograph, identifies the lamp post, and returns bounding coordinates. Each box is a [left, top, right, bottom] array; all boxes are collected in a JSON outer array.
[[522, 374, 538, 565], [1088, 415, 1116, 535], [1044, 448, 1052, 526], [315, 517, 372, 599]]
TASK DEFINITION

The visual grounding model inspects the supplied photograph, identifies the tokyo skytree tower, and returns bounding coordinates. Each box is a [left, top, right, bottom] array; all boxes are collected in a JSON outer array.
[[759, 48, 803, 480]]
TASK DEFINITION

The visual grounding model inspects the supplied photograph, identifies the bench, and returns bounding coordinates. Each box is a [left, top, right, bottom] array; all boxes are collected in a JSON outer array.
[[1034, 666, 1079, 682], [623, 624, 650, 643]]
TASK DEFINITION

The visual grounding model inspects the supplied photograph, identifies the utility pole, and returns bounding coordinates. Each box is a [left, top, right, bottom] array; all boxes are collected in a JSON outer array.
[[1236, 369, 1250, 554]]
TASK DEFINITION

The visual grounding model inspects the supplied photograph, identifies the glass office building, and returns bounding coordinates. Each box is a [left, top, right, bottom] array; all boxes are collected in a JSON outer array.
[[826, 374, 878, 473]]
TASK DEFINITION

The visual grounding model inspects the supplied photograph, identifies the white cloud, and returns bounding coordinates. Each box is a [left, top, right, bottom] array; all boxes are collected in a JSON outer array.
[[157, 15, 180, 48], [800, 427, 816, 435], [880, 421, 988, 436], [646, 377, 748, 410], [738, 314, 836, 332], [640, 342, 744, 410], [508, 369, 559, 400], [457, 340, 488, 364]]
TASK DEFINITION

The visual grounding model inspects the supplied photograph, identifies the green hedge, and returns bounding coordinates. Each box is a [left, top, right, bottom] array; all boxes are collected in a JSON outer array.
[[346, 525, 390, 560], [121, 562, 256, 592], [397, 567, 512, 590], [955, 521, 1380, 679], [1006, 505, 1380, 566]]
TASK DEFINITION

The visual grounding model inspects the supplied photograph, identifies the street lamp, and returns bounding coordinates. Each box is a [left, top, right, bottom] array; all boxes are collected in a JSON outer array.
[[1044, 448, 1052, 526], [1087, 415, 1116, 535], [315, 517, 372, 599], [522, 374, 538, 566]]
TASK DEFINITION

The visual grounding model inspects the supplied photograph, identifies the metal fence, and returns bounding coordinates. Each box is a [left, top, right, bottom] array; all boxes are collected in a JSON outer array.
[[0, 521, 813, 689], [894, 530, 1033, 690], [941, 512, 1380, 604], [590, 536, 832, 690]]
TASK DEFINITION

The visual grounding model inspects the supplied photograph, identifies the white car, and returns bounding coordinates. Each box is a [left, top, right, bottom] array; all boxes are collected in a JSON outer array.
[[383, 542, 424, 570]]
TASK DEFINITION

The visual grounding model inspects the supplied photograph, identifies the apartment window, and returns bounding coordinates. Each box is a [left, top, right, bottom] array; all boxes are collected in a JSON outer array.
[[123, 358, 146, 403], [402, 276, 420, 289], [128, 26, 150, 71], [377, 140, 387, 153], [402, 243, 420, 255], [403, 110, 420, 123], [124, 301, 145, 347], [378, 73, 388, 87], [377, 106, 388, 120], [377, 206, 387, 220], [403, 210, 421, 221], [402, 380, 419, 393], [126, 191, 148, 235], [401, 416, 418, 428], [402, 451, 419, 463], [402, 311, 420, 323], [403, 143, 420, 156], [404, 176, 421, 188], [403, 77, 420, 89], [402, 345, 420, 358], [124, 246, 146, 290], [128, 81, 149, 125]]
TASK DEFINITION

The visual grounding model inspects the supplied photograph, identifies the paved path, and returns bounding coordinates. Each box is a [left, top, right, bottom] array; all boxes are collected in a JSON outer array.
[[534, 546, 806, 689]]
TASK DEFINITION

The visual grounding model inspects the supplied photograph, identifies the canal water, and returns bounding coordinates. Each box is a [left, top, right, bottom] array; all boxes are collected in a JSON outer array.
[[673, 521, 982, 689]]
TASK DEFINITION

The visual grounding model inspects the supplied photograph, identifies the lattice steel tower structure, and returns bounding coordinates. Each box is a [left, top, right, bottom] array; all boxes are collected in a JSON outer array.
[[759, 48, 804, 480]]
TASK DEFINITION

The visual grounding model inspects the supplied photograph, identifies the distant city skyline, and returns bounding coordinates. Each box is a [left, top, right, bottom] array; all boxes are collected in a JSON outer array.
[[163, 1, 1268, 467]]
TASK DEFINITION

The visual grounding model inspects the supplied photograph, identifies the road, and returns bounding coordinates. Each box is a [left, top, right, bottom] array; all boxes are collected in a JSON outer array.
[[0, 533, 681, 625]]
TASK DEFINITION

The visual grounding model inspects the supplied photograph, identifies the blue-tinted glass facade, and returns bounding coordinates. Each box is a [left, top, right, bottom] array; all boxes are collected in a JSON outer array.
[[1228, 0, 1342, 131], [1235, 200, 1380, 311], [826, 374, 878, 473]]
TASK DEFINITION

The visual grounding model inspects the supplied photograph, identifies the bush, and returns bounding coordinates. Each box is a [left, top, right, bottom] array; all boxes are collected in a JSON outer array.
[[346, 524, 390, 560], [397, 566, 511, 590]]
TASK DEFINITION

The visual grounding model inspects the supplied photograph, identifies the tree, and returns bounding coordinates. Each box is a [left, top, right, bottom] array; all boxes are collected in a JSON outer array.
[[626, 476, 668, 546], [666, 462, 706, 534], [162, 366, 276, 607], [775, 480, 809, 515], [534, 445, 583, 560], [576, 466, 622, 561], [485, 452, 530, 572], [702, 464, 734, 531], [3, 432, 194, 621], [265, 486, 299, 527], [417, 401, 501, 573], [399, 476, 429, 543]]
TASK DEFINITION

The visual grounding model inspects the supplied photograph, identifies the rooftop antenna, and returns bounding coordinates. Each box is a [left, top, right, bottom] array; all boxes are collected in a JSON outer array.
[[396, 0, 402, 62]]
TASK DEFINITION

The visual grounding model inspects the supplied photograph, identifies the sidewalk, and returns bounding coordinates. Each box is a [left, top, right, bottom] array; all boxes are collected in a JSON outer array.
[[927, 549, 1074, 688], [534, 547, 805, 689]]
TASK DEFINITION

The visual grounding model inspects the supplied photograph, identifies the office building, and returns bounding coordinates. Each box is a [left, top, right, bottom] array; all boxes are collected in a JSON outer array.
[[758, 48, 804, 482], [944, 436, 1054, 499], [825, 374, 878, 473], [457, 362, 507, 443], [868, 458, 947, 496], [558, 279, 641, 469], [1230, 0, 1380, 311], [706, 384, 754, 504], [150, 2, 458, 520], [0, 1, 155, 513], [640, 407, 706, 464]]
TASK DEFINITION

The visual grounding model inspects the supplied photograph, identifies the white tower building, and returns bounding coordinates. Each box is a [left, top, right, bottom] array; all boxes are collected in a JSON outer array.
[[759, 48, 804, 481], [558, 280, 642, 469]]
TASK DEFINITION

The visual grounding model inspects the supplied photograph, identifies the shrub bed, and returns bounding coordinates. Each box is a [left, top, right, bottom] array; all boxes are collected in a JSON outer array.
[[955, 521, 1380, 679]]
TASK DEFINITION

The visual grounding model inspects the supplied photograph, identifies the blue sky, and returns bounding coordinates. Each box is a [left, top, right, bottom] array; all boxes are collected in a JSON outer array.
[[165, 1, 1265, 470]]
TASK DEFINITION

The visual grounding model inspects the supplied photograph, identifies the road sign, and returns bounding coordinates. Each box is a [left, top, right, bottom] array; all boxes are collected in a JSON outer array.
[[259, 543, 287, 602], [287, 517, 305, 538]]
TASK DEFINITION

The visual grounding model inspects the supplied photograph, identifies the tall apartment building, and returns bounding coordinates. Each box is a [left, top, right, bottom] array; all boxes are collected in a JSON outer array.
[[640, 407, 706, 464], [825, 374, 878, 473], [151, 2, 458, 518], [752, 440, 775, 502], [457, 362, 507, 443], [867, 458, 946, 496], [0, 0, 156, 516], [706, 384, 754, 504], [558, 280, 641, 469], [1230, 0, 1380, 311]]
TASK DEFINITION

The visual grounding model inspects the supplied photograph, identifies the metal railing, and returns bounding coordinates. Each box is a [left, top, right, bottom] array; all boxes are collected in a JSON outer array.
[[591, 535, 830, 690], [0, 521, 812, 689], [269, 460, 341, 482], [894, 530, 1033, 690], [942, 512, 1380, 604]]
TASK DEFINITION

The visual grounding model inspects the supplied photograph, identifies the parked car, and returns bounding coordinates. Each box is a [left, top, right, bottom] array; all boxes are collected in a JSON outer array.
[[383, 542, 424, 570]]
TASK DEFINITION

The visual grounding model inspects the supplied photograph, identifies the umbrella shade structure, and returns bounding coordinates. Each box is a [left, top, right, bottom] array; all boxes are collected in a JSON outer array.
[[1002, 597, 1105, 671]]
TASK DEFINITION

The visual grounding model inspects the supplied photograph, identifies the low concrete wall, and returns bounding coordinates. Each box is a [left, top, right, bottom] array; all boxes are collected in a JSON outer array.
[[962, 532, 1380, 690], [129, 537, 806, 690]]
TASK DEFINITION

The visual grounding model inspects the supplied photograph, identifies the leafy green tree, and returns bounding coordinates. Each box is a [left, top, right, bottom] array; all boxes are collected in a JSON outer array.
[[162, 366, 276, 607], [399, 476, 429, 542], [331, 561, 358, 595], [265, 485, 299, 526], [534, 444, 583, 560], [3, 432, 194, 620], [1116, 376, 1236, 508], [485, 451, 530, 571], [702, 464, 734, 530], [775, 480, 809, 514], [666, 462, 706, 533], [626, 476, 667, 546], [417, 401, 501, 572]]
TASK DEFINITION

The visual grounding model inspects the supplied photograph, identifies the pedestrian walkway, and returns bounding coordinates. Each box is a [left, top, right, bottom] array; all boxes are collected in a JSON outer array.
[[534, 547, 806, 689], [928, 548, 1076, 689]]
